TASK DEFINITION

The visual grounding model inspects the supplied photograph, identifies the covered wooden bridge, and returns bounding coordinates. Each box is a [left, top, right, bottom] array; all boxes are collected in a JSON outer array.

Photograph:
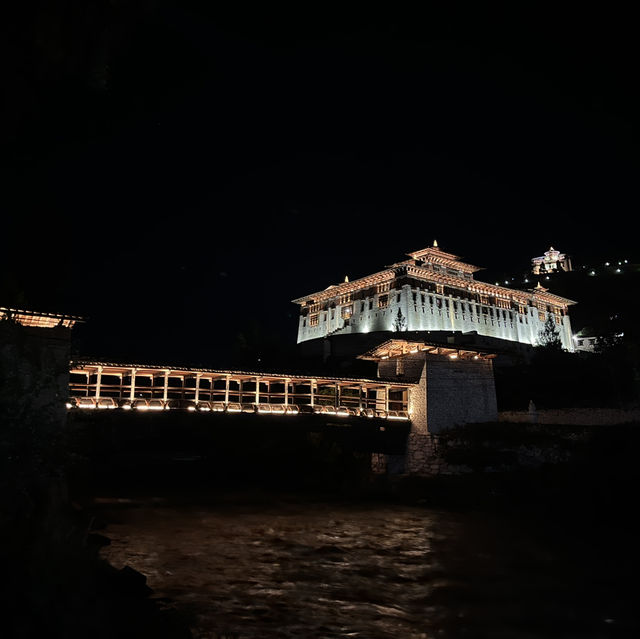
[[68, 361, 412, 420]]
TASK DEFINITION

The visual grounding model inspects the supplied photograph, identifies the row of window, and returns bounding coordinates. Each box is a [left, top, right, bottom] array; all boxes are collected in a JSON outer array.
[[302, 293, 562, 327], [303, 292, 564, 329], [307, 284, 564, 317]]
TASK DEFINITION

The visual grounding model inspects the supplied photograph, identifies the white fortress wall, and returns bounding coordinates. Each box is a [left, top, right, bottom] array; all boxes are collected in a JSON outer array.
[[297, 285, 573, 350]]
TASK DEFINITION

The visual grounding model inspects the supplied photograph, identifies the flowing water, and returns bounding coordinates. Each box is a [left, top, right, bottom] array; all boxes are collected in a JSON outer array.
[[98, 497, 637, 638]]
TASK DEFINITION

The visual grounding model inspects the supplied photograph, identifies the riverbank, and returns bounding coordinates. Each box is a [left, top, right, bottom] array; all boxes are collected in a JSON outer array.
[[70, 418, 640, 523], [0, 475, 193, 638]]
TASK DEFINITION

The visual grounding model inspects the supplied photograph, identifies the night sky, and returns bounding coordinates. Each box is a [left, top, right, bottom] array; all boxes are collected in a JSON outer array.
[[3, 4, 638, 366]]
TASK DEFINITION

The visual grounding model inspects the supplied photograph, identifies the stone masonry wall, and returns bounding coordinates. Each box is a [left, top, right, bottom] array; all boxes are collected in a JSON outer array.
[[0, 322, 71, 429], [373, 433, 471, 476], [374, 352, 499, 475], [425, 356, 498, 434], [405, 355, 428, 473], [377, 351, 427, 382]]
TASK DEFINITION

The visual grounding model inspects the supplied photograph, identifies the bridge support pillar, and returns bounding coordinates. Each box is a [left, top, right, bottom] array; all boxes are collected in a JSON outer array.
[[163, 371, 169, 402], [129, 369, 137, 402], [373, 350, 498, 475], [95, 366, 103, 401]]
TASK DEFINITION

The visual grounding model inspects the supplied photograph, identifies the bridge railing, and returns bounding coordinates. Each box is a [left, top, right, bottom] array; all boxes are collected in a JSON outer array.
[[66, 396, 410, 421]]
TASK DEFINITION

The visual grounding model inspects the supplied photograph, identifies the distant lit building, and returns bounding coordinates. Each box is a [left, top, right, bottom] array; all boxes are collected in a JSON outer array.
[[572, 328, 624, 353], [293, 242, 576, 351], [531, 246, 572, 275], [573, 335, 598, 353]]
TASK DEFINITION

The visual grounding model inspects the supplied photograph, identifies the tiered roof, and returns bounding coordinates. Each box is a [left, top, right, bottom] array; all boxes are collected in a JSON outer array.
[[403, 244, 481, 274], [292, 243, 576, 310]]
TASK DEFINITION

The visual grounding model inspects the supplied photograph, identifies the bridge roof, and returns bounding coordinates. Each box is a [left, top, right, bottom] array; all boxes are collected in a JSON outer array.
[[357, 339, 497, 361], [71, 360, 416, 387], [1, 306, 83, 328]]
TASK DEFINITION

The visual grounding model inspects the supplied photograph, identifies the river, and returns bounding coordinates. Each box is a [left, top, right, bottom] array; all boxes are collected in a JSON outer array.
[[97, 496, 637, 638]]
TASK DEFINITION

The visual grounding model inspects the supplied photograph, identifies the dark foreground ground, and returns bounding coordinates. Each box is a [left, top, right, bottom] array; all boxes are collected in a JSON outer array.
[[3, 418, 640, 637]]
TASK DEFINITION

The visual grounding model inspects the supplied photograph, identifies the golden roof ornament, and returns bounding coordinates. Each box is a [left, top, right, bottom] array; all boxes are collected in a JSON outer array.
[[433, 239, 438, 248], [534, 281, 548, 292]]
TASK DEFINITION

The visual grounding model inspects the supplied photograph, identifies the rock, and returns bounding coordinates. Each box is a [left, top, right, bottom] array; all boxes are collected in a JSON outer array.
[[117, 565, 153, 597]]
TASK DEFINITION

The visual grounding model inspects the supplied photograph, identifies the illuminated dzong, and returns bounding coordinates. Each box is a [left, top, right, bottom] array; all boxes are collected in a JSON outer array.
[[293, 242, 576, 351]]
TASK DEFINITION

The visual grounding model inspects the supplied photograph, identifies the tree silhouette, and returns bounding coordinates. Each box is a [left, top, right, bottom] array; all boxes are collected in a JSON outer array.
[[537, 315, 563, 351], [393, 308, 407, 332]]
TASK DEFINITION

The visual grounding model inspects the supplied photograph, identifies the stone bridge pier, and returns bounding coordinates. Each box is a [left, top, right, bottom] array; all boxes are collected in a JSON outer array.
[[360, 339, 498, 475]]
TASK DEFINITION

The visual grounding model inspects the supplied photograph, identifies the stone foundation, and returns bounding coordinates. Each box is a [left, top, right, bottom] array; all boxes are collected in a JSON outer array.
[[386, 350, 497, 474], [372, 433, 469, 476], [499, 408, 640, 426]]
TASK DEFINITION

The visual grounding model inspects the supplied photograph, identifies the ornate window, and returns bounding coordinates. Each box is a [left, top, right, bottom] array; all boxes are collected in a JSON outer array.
[[309, 314, 319, 327]]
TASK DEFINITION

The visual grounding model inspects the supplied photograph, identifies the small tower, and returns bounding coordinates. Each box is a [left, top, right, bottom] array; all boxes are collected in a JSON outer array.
[[531, 246, 572, 275]]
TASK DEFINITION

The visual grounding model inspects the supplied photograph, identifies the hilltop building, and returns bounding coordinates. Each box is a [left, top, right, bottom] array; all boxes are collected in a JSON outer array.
[[531, 246, 572, 275], [292, 242, 576, 351]]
